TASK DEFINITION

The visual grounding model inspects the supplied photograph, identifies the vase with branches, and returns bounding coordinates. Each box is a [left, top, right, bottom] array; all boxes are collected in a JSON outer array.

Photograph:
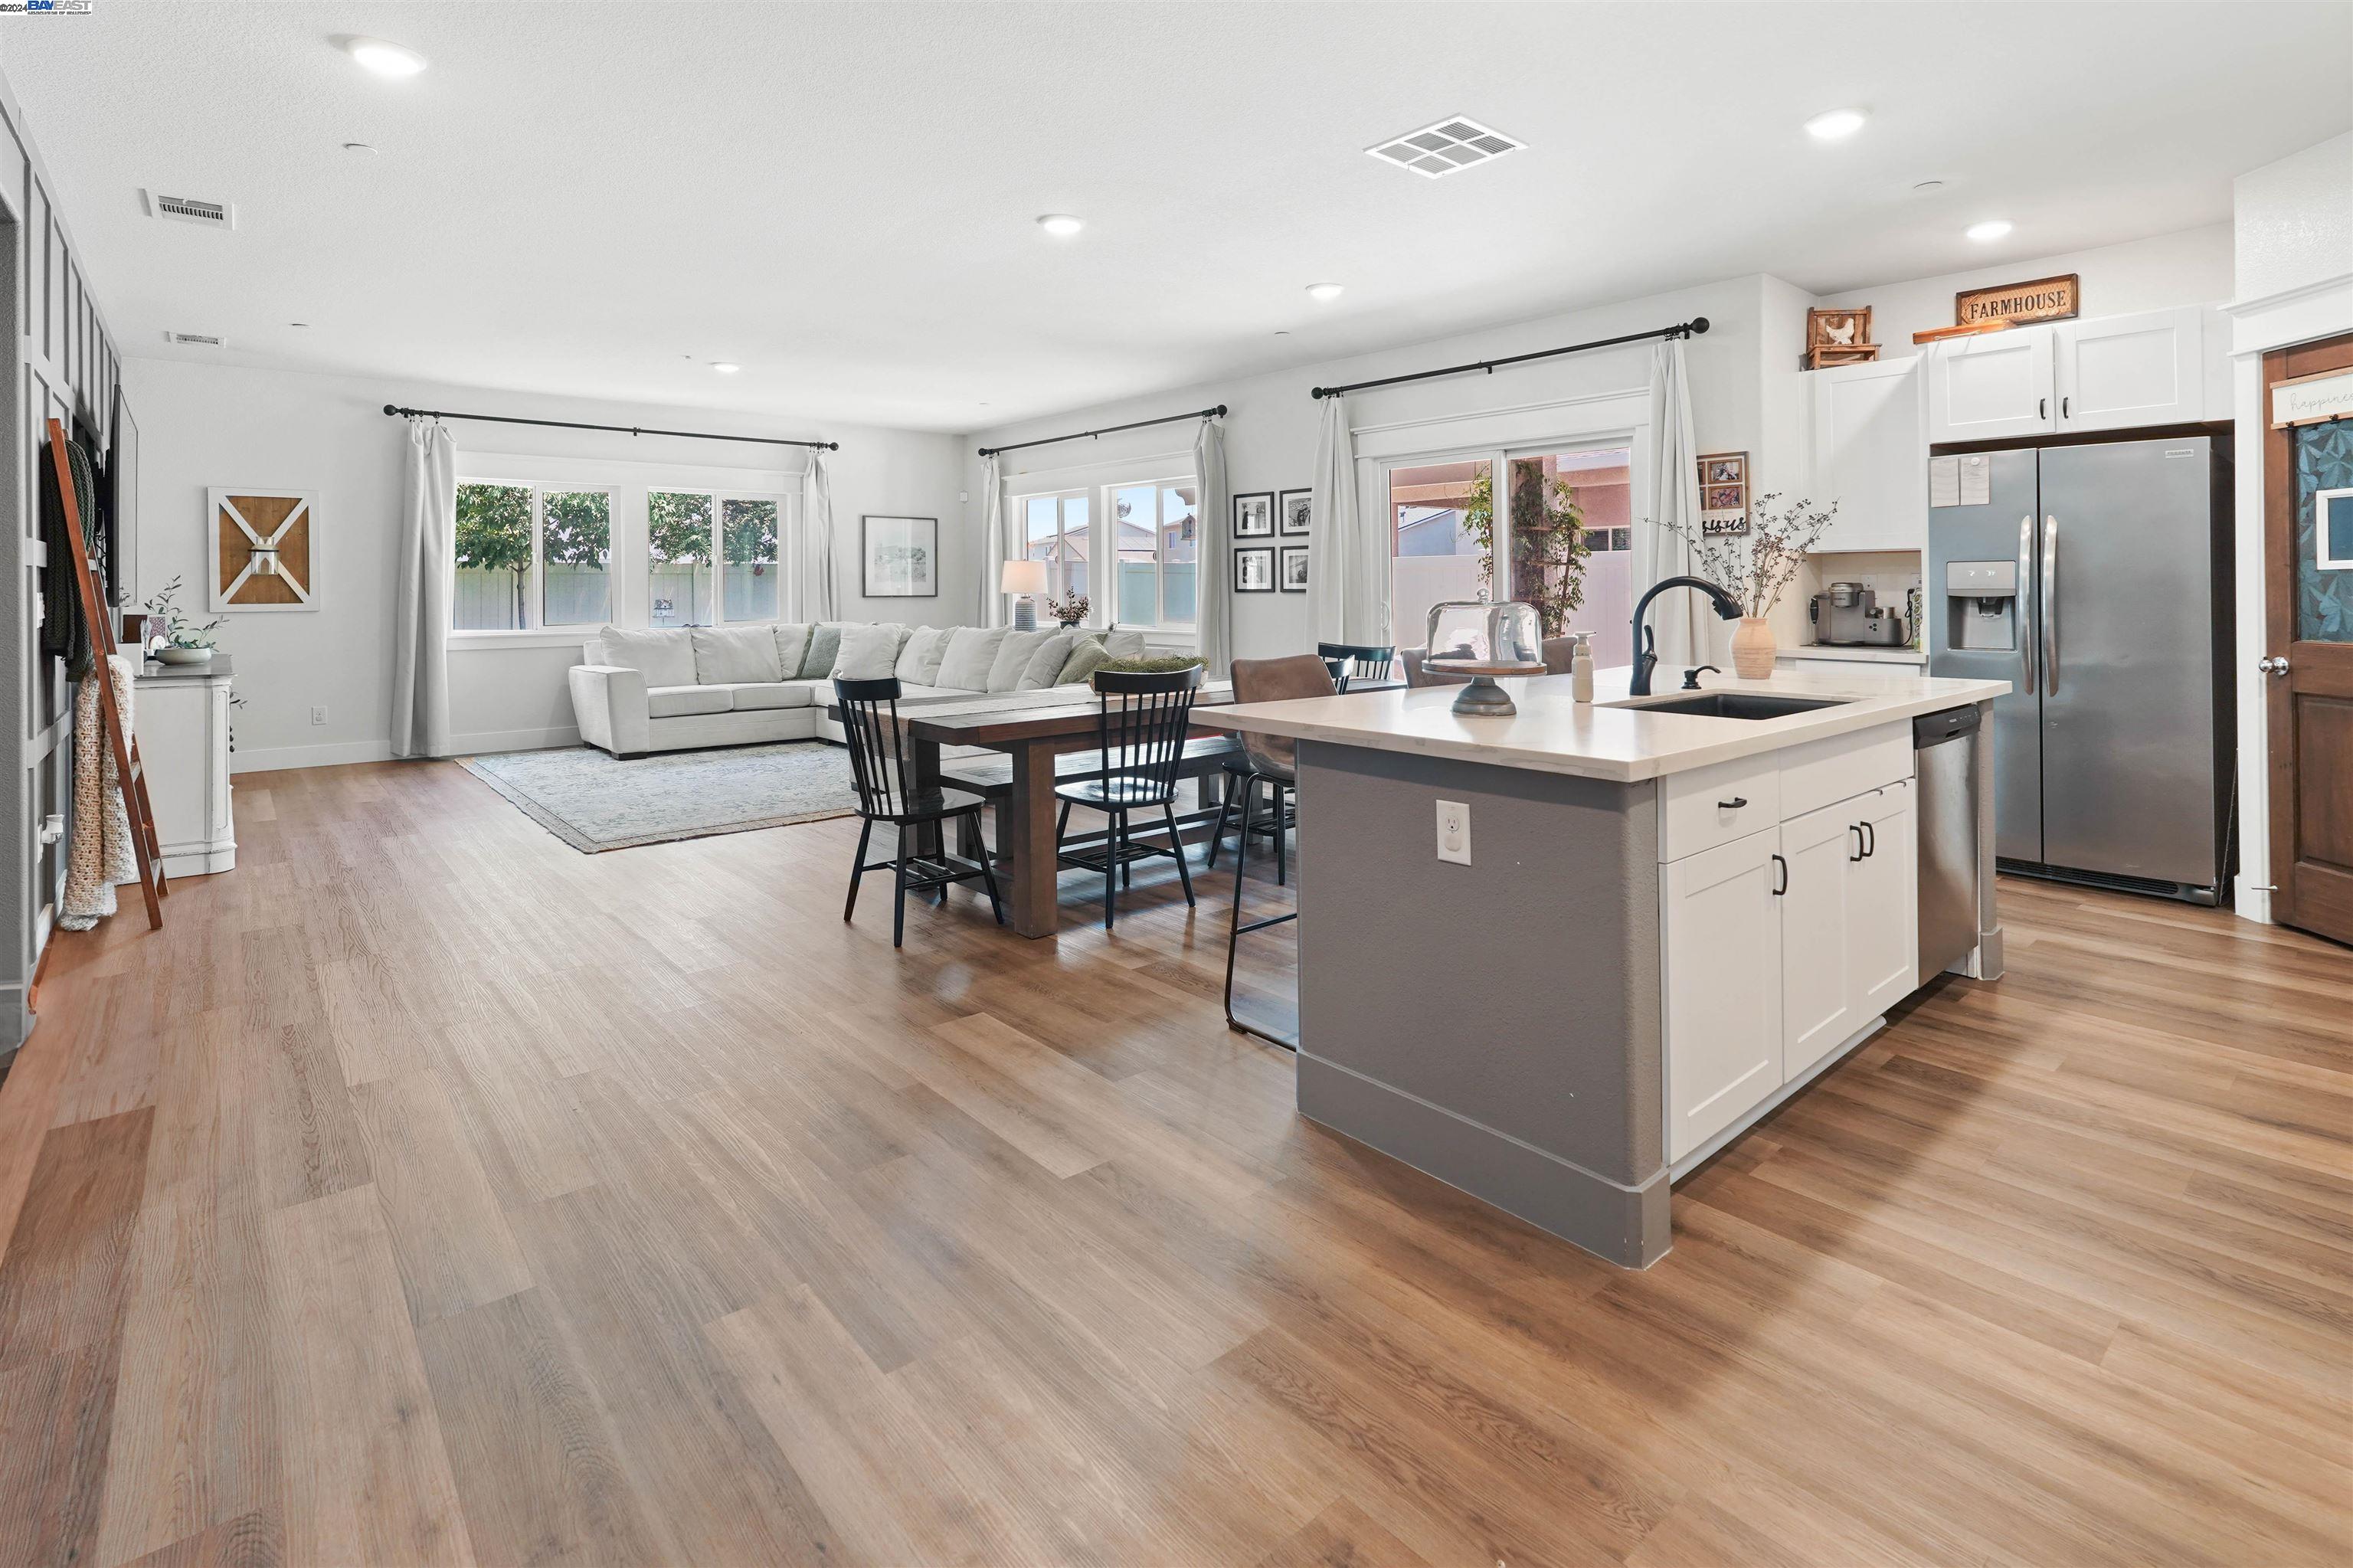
[[1663, 493, 1838, 676]]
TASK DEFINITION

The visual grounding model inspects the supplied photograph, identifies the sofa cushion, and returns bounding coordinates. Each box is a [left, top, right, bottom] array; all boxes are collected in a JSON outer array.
[[709, 682, 810, 712], [797, 623, 844, 679], [1013, 631, 1078, 691], [646, 684, 731, 719], [831, 621, 905, 680], [691, 625, 784, 685], [773, 622, 812, 678], [1104, 627, 1147, 660], [936, 626, 1010, 691], [895, 625, 953, 686], [1056, 637, 1114, 686], [986, 629, 1062, 693], [600, 627, 697, 689]]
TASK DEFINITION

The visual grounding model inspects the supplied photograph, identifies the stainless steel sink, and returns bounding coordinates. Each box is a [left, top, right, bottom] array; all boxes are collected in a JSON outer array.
[[1616, 692, 1851, 720]]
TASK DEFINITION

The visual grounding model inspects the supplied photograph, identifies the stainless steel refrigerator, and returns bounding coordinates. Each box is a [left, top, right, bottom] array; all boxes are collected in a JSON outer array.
[[1928, 436, 2234, 903]]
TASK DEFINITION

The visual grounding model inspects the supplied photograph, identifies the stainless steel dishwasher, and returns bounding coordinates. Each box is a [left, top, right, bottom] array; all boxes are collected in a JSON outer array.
[[1915, 705, 1982, 980]]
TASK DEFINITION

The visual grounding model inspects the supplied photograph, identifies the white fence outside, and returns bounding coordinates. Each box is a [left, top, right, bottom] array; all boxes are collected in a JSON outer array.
[[454, 565, 779, 631]]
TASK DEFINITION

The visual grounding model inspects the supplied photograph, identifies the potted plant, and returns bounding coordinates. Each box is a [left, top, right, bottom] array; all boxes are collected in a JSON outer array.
[[142, 575, 223, 665], [1666, 493, 1838, 677], [1048, 591, 1090, 629]]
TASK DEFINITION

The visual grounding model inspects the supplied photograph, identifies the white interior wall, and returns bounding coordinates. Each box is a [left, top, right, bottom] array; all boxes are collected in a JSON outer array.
[[123, 359, 966, 771]]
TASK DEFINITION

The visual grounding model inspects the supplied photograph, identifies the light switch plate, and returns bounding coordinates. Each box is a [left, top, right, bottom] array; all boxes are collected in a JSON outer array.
[[1435, 798, 1471, 865]]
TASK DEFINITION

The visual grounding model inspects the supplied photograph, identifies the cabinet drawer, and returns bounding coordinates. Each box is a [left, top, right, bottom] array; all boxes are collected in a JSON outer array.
[[1778, 722, 1912, 820], [1659, 756, 1782, 862]]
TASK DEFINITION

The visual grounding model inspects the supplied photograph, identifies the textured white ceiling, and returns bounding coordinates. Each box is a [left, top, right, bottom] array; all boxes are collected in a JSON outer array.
[[8, 2, 2346, 432]]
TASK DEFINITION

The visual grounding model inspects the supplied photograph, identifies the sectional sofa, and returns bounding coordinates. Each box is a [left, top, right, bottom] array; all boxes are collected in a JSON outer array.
[[568, 621, 1148, 757]]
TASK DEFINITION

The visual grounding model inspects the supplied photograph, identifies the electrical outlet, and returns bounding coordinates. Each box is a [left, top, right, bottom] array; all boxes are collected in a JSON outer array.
[[309, 704, 328, 726], [1435, 798, 1471, 865]]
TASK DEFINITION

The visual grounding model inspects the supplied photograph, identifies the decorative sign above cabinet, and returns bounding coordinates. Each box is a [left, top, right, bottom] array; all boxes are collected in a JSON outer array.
[[2271, 368, 2353, 429], [1954, 273, 2079, 330]]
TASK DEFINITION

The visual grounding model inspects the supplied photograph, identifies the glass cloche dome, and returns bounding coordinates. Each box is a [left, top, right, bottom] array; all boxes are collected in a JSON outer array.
[[1422, 601, 1544, 714]]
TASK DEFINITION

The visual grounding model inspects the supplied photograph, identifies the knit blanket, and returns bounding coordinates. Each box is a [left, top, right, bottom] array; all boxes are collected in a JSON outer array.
[[61, 655, 137, 930]]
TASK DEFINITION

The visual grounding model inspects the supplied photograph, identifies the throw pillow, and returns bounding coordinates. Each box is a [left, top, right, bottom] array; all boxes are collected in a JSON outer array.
[[935, 626, 1010, 691], [690, 625, 783, 685], [797, 622, 844, 679], [987, 628, 1062, 693], [772, 622, 812, 677], [895, 625, 953, 686], [1103, 628, 1148, 660], [1055, 638, 1113, 686], [830, 622, 905, 681], [1013, 631, 1078, 690], [598, 626, 696, 688]]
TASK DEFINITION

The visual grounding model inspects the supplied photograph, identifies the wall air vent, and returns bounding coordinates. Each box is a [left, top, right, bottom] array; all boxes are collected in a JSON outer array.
[[140, 189, 237, 230], [1366, 116, 1523, 179], [164, 331, 227, 348]]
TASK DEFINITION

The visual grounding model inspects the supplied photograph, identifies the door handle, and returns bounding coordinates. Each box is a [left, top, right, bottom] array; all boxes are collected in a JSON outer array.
[[2039, 396, 2048, 420], [1718, 796, 1748, 810], [2016, 513, 2036, 692], [1849, 826, 1866, 862], [1862, 820, 1876, 857], [2041, 513, 2060, 696], [2258, 656, 2292, 677], [2061, 395, 2071, 420], [1772, 853, 1788, 895]]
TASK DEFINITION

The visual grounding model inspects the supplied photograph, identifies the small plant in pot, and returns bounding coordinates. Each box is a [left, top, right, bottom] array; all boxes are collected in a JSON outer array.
[[142, 576, 224, 665], [1048, 591, 1089, 629], [1664, 494, 1838, 677]]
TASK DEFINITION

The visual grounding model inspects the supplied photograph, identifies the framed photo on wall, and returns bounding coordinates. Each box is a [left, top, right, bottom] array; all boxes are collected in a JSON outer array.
[[1234, 492, 1275, 538], [209, 488, 318, 611], [1234, 545, 1275, 593], [1278, 545, 1308, 593], [861, 515, 938, 597], [1278, 488, 1312, 536]]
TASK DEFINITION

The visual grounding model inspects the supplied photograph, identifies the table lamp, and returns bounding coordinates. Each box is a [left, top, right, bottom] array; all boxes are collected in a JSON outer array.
[[1002, 560, 1049, 630]]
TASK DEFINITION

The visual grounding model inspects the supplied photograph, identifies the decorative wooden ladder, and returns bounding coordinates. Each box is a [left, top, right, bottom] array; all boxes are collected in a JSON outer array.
[[45, 417, 165, 929]]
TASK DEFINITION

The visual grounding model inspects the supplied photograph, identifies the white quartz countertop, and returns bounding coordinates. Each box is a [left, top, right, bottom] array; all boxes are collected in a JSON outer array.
[[1216, 666, 2009, 783], [1779, 644, 1927, 665]]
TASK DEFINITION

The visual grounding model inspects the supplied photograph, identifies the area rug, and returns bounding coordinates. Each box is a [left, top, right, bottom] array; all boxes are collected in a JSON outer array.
[[460, 741, 859, 853]]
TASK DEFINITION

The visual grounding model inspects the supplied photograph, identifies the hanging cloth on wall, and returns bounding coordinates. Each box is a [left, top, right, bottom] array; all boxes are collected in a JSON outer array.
[[802, 449, 837, 620], [392, 417, 457, 758], [1307, 394, 1376, 645], [39, 423, 103, 681], [1638, 339, 1704, 667], [59, 655, 138, 931], [1193, 417, 1232, 677], [979, 453, 1007, 627]]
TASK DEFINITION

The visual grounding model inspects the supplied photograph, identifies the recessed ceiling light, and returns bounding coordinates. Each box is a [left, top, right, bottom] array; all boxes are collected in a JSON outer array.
[[1306, 283, 1344, 303], [1804, 108, 1868, 141], [342, 37, 428, 77], [711, 362, 741, 374], [1036, 214, 1085, 237], [1965, 219, 2013, 242], [1366, 115, 1523, 178]]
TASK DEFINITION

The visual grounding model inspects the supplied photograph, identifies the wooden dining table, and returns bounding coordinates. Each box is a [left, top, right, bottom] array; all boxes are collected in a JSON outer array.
[[827, 681, 1396, 938]]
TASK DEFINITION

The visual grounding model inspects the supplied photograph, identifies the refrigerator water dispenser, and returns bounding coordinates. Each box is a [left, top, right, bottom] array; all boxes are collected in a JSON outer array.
[[1945, 560, 2018, 652]]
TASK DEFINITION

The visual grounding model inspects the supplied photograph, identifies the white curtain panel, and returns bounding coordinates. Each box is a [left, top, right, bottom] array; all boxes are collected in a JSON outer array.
[[980, 453, 1007, 627], [801, 449, 837, 620], [1638, 339, 1704, 668], [391, 418, 454, 759], [1307, 394, 1378, 646], [1192, 417, 1232, 675]]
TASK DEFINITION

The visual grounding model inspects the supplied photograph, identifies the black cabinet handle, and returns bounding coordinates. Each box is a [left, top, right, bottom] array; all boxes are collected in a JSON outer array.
[[2039, 396, 2048, 419], [1718, 796, 1748, 810], [2061, 395, 2070, 419], [1850, 826, 1866, 862], [1772, 853, 1787, 895], [1863, 820, 1877, 857]]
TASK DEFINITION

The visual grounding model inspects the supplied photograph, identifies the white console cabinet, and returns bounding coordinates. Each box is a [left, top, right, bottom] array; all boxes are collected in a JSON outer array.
[[133, 656, 236, 876]]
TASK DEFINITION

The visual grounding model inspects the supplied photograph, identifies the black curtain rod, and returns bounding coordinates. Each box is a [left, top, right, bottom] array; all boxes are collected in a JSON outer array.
[[1310, 318, 1708, 400], [978, 404, 1226, 459], [383, 404, 838, 451]]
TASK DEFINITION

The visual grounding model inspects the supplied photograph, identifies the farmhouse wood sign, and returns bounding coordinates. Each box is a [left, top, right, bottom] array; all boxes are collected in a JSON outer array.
[[1954, 273, 2079, 329]]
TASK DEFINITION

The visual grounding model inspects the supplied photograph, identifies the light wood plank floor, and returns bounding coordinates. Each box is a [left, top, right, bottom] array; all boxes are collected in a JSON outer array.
[[3, 758, 2350, 1567]]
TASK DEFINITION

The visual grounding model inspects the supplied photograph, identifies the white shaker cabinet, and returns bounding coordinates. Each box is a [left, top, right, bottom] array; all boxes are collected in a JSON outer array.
[[1808, 355, 1928, 552], [2052, 306, 2204, 432], [1926, 327, 2056, 443], [1661, 828, 1782, 1164], [1777, 798, 1860, 1079], [132, 657, 237, 876]]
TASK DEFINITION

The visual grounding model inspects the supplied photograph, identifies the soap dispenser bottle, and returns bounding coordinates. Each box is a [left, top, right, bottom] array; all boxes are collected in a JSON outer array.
[[1569, 631, 1595, 702]]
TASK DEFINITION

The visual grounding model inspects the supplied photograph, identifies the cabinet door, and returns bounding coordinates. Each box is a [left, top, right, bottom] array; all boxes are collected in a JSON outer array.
[[1662, 829, 1782, 1164], [1778, 798, 1858, 1081], [1849, 781, 1919, 1019], [2053, 306, 2204, 432], [1926, 328, 2055, 443], [1809, 355, 1927, 552]]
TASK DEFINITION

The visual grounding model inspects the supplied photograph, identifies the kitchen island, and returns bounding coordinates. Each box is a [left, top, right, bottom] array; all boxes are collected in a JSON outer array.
[[1218, 665, 2009, 1267]]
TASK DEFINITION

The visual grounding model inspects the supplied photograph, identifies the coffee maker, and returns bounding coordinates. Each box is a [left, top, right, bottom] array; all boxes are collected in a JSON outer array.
[[1810, 581, 1906, 647]]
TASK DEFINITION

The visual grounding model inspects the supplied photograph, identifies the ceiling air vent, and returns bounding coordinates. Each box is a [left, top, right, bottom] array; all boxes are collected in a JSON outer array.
[[1365, 116, 1523, 179], [140, 189, 236, 230], [164, 331, 227, 348]]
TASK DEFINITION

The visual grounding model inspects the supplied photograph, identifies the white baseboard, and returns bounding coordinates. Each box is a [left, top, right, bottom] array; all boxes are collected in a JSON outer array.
[[449, 725, 582, 756], [231, 726, 582, 774]]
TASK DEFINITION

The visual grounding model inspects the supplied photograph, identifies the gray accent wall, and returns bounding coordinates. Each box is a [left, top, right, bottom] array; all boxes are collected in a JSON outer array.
[[1293, 740, 1670, 1267]]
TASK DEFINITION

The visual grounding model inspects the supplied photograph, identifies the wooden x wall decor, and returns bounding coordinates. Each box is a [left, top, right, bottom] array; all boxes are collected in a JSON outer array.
[[209, 488, 318, 611]]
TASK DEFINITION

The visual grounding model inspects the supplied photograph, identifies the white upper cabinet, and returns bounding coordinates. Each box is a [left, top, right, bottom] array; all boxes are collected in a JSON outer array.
[[1926, 328, 2056, 443], [2052, 306, 2204, 432], [1809, 355, 1929, 552]]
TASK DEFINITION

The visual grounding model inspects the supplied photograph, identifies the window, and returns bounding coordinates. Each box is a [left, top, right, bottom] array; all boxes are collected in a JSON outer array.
[[649, 489, 784, 628], [1506, 447, 1634, 666], [454, 481, 613, 630], [1387, 460, 1490, 651], [1020, 492, 1091, 608], [722, 497, 781, 621], [1113, 480, 1197, 627]]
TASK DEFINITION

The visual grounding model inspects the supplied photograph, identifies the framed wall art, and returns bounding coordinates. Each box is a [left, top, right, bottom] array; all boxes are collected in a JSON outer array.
[[1233, 492, 1274, 538], [1697, 451, 1749, 536], [1234, 545, 1275, 592], [1278, 545, 1308, 593], [209, 488, 317, 611], [1278, 488, 1312, 535], [861, 515, 938, 597]]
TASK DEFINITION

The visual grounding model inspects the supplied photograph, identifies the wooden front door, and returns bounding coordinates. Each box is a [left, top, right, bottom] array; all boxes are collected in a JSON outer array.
[[2264, 333, 2353, 945]]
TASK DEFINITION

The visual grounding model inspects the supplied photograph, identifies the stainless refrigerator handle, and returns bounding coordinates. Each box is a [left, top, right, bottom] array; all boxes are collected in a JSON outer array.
[[2016, 513, 2036, 692], [2041, 512, 2060, 696]]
